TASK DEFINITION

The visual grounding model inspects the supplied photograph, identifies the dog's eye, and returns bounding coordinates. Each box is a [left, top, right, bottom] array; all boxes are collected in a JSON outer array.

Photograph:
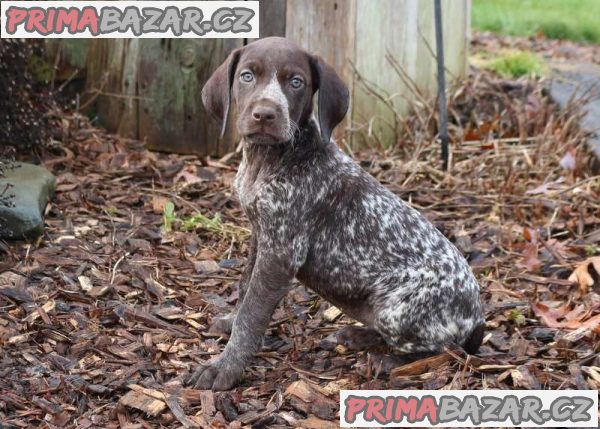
[[290, 77, 304, 89], [240, 72, 254, 83]]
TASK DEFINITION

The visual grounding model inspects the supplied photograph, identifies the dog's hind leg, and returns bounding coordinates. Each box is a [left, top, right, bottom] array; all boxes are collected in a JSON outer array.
[[373, 302, 483, 355], [372, 301, 451, 355], [336, 325, 387, 351]]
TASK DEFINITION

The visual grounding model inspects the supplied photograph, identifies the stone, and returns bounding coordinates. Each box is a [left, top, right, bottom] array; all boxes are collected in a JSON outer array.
[[0, 162, 56, 239], [548, 62, 600, 164]]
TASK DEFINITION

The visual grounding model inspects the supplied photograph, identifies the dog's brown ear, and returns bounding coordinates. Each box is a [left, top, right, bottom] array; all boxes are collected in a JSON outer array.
[[310, 55, 349, 144], [202, 48, 242, 138]]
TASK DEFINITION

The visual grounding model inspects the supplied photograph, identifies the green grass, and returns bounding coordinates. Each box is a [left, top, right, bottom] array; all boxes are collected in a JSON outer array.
[[471, 49, 545, 77], [472, 0, 600, 44], [488, 50, 544, 77]]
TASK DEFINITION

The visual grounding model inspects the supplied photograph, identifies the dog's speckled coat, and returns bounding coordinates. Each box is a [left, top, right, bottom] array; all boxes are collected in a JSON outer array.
[[188, 37, 485, 391]]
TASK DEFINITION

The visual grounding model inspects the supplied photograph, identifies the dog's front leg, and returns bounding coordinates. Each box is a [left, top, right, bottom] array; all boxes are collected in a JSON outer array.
[[209, 232, 258, 334], [188, 249, 292, 390]]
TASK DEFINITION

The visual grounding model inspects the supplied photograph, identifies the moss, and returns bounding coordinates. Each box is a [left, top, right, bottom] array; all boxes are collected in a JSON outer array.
[[27, 55, 53, 82], [482, 50, 545, 78]]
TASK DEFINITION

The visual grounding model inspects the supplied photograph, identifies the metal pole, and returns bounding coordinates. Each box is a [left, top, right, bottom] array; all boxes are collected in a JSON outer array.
[[434, 0, 450, 170]]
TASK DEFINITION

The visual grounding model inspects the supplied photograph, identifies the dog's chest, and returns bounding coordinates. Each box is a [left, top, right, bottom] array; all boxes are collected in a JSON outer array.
[[233, 151, 280, 219], [234, 160, 262, 213]]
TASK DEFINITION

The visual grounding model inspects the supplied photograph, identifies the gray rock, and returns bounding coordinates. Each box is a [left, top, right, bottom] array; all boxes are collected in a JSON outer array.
[[0, 163, 56, 239], [548, 62, 600, 163]]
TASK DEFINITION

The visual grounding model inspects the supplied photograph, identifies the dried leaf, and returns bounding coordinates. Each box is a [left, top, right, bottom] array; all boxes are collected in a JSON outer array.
[[532, 302, 600, 333], [559, 150, 576, 171], [531, 302, 570, 328], [194, 260, 221, 274], [174, 167, 205, 185], [568, 256, 600, 295], [519, 243, 541, 272]]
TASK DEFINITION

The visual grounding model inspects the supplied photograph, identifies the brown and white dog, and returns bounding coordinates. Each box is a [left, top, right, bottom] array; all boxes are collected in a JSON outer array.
[[188, 37, 485, 391]]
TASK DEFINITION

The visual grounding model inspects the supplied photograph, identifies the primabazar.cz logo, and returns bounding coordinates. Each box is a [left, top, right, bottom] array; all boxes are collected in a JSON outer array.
[[0, 1, 259, 38], [340, 390, 599, 427]]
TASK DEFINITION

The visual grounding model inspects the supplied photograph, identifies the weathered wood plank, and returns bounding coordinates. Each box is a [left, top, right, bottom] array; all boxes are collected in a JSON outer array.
[[443, 0, 470, 81], [353, 0, 469, 147], [285, 0, 356, 144], [52, 0, 470, 154], [259, 0, 286, 38], [86, 39, 139, 139], [44, 40, 89, 82], [286, 0, 469, 148], [353, 0, 417, 147], [137, 39, 242, 155]]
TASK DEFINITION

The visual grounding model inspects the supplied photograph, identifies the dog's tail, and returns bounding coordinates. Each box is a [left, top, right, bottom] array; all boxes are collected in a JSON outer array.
[[463, 322, 485, 355]]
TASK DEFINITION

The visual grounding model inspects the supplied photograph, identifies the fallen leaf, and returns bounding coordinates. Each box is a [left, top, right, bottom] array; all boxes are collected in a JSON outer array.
[[174, 167, 205, 185], [532, 302, 600, 333], [531, 302, 570, 328], [194, 260, 221, 274], [559, 150, 576, 171], [568, 257, 600, 295], [464, 129, 481, 141], [519, 243, 541, 272]]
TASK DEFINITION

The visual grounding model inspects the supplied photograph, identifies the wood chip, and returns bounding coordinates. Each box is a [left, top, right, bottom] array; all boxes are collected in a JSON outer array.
[[476, 364, 517, 372], [391, 352, 453, 377], [77, 275, 93, 292], [294, 416, 339, 429], [284, 380, 337, 420], [114, 304, 191, 338], [164, 389, 200, 429], [323, 306, 342, 322], [582, 366, 600, 385], [120, 388, 166, 417], [199, 390, 216, 418]]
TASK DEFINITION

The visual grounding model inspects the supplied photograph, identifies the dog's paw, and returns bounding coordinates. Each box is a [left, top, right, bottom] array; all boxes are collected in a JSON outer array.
[[208, 313, 235, 335], [187, 358, 244, 391]]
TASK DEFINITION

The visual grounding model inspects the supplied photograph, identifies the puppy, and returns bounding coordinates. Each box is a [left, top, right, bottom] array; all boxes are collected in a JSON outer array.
[[188, 37, 485, 391]]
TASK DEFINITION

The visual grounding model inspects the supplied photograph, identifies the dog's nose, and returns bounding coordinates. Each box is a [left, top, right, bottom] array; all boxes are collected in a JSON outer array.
[[252, 105, 276, 123]]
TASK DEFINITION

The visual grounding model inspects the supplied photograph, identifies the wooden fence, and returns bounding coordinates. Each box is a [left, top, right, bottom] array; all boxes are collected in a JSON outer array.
[[49, 0, 470, 155]]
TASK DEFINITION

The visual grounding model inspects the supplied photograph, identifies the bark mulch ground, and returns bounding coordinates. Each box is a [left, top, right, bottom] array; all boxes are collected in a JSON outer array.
[[1, 65, 600, 427]]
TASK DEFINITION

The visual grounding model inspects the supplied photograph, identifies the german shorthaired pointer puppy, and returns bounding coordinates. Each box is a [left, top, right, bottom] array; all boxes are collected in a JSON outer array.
[[188, 37, 485, 390]]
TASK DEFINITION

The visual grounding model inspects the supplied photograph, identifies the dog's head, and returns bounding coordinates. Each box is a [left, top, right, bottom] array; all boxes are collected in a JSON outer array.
[[202, 37, 349, 145]]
